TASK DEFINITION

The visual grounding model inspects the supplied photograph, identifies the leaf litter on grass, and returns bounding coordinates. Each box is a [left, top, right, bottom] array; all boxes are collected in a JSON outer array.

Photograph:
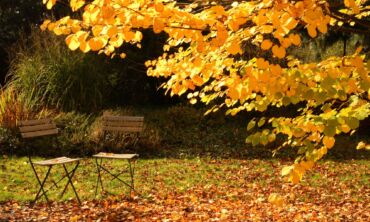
[[0, 158, 369, 221]]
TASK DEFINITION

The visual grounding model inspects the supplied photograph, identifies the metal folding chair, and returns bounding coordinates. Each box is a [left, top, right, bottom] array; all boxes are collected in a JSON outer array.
[[19, 118, 81, 205], [93, 115, 142, 197]]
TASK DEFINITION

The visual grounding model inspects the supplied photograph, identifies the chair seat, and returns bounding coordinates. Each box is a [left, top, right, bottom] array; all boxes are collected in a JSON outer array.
[[33, 157, 81, 166], [93, 152, 138, 159]]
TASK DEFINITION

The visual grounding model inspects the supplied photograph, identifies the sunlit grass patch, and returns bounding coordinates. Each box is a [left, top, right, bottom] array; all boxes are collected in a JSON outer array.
[[0, 157, 368, 204]]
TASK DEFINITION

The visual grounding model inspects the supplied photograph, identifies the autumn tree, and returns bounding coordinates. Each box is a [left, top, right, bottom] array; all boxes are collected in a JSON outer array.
[[41, 0, 370, 183]]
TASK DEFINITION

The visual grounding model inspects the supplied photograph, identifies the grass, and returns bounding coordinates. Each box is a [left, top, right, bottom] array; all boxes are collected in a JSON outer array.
[[0, 156, 369, 203]]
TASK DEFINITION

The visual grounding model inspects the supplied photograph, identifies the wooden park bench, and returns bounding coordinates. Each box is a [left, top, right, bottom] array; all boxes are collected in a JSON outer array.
[[93, 115, 142, 197], [19, 118, 81, 205]]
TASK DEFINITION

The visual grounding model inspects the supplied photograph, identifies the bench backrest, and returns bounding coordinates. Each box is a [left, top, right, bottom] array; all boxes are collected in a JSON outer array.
[[19, 118, 58, 139], [102, 115, 144, 133]]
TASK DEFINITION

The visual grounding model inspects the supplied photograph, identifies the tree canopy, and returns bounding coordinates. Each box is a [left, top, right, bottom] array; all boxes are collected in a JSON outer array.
[[41, 0, 370, 183]]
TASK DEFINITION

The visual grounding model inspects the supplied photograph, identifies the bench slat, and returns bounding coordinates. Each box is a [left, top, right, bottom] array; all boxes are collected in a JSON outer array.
[[103, 116, 144, 122], [19, 118, 51, 126], [21, 129, 59, 138], [19, 123, 56, 133], [102, 126, 143, 132], [103, 121, 143, 127]]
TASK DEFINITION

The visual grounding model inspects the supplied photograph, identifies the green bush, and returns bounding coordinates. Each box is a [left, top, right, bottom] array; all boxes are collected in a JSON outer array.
[[6, 28, 117, 112], [1, 106, 367, 159]]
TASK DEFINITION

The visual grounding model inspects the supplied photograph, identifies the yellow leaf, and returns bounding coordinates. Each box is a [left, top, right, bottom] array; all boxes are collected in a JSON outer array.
[[256, 58, 269, 69], [261, 40, 273, 50], [319, 146, 328, 157], [260, 25, 274, 34], [47, 22, 55, 31], [290, 170, 301, 184], [300, 161, 314, 170], [153, 18, 165, 34], [272, 45, 286, 59], [344, 0, 356, 7], [210, 5, 226, 16], [317, 22, 328, 34], [268, 134, 276, 142], [102, 6, 115, 19], [289, 34, 301, 46], [120, 53, 126, 59], [123, 31, 135, 42], [271, 13, 280, 27], [228, 20, 240, 31], [356, 141, 369, 150], [70, 0, 85, 12], [88, 37, 105, 51], [258, 118, 266, 127], [227, 41, 242, 55], [307, 24, 317, 38], [255, 13, 268, 26], [74, 30, 87, 40], [65, 35, 80, 51], [341, 124, 351, 133], [270, 64, 282, 76], [192, 75, 204, 86], [154, 3, 164, 12], [135, 31, 143, 41], [247, 119, 256, 131], [281, 38, 291, 48], [284, 17, 298, 31], [40, 20, 51, 31], [215, 26, 228, 45], [70, 215, 80, 222], [79, 41, 90, 53], [92, 25, 104, 37], [268, 193, 284, 207], [228, 87, 239, 100], [281, 166, 293, 176], [110, 34, 124, 48], [351, 56, 364, 69], [107, 26, 118, 37], [46, 0, 56, 10], [323, 136, 335, 149]]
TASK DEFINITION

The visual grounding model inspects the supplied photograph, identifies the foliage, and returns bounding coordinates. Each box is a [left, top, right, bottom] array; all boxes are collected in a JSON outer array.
[[54, 111, 96, 155], [0, 86, 34, 130], [0, 157, 369, 220], [42, 0, 370, 183], [0, 106, 248, 157], [7, 28, 117, 112]]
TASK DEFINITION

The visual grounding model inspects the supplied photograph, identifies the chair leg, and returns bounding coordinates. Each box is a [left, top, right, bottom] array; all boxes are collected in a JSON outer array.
[[128, 160, 134, 195], [59, 162, 80, 198], [62, 163, 81, 205], [95, 158, 104, 197], [31, 165, 52, 204], [94, 158, 138, 197]]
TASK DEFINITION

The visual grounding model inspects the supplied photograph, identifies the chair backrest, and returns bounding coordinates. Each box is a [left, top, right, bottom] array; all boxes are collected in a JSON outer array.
[[19, 118, 58, 139], [102, 115, 144, 133]]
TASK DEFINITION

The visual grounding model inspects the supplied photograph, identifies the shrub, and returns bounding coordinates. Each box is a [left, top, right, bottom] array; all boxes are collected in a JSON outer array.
[[0, 86, 33, 130], [7, 28, 117, 112]]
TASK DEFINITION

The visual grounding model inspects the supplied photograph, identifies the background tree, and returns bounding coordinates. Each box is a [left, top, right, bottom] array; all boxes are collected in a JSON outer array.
[[41, 0, 370, 183]]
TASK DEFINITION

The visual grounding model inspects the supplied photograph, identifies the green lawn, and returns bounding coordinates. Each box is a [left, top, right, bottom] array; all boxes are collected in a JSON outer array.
[[0, 157, 368, 203], [1, 157, 369, 221]]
